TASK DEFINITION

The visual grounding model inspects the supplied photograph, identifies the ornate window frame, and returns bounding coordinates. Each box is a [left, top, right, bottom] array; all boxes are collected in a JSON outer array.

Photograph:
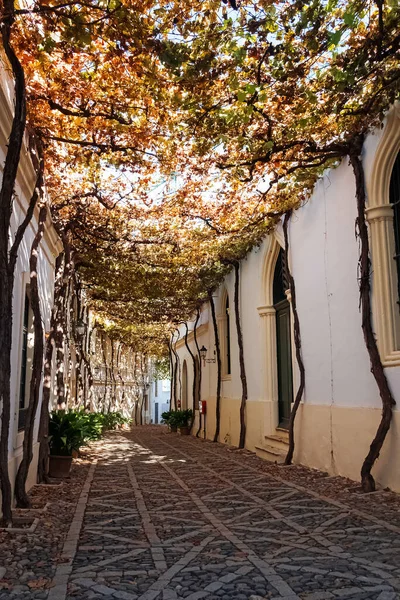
[[366, 104, 400, 366]]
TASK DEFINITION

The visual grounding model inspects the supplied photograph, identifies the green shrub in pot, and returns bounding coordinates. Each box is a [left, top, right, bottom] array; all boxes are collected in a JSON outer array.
[[173, 409, 193, 435], [48, 410, 85, 477]]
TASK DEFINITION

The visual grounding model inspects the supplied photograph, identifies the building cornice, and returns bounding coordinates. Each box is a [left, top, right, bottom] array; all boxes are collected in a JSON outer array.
[[176, 323, 208, 349]]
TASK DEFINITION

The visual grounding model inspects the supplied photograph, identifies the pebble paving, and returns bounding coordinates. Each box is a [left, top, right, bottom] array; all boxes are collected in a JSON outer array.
[[52, 430, 400, 600]]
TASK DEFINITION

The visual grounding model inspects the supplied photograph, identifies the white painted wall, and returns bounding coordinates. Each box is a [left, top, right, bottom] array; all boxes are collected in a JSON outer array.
[[176, 111, 400, 488], [150, 379, 170, 424], [0, 58, 62, 495]]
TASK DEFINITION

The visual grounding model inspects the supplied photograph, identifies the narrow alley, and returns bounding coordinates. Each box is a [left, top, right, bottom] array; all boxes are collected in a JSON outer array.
[[47, 429, 400, 600]]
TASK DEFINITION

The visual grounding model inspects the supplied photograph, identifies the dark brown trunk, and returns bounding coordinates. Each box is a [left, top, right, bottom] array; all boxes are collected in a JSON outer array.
[[233, 262, 248, 449], [168, 339, 174, 409], [55, 344, 65, 408], [15, 205, 47, 507], [110, 340, 117, 410], [350, 140, 396, 493], [173, 338, 179, 409], [79, 307, 92, 410], [171, 332, 180, 410], [140, 355, 145, 425], [193, 307, 203, 438], [209, 290, 221, 443], [101, 332, 108, 411], [283, 211, 306, 465], [37, 333, 53, 484], [55, 234, 73, 409], [176, 331, 182, 406], [183, 320, 197, 433], [116, 343, 125, 409], [37, 252, 63, 483], [85, 315, 94, 410], [62, 270, 73, 407], [0, 0, 28, 525], [0, 277, 14, 524], [140, 394, 144, 425]]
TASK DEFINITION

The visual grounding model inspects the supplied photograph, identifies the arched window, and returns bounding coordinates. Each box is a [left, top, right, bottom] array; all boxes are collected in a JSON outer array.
[[182, 360, 188, 409], [225, 296, 231, 375], [390, 150, 400, 304], [273, 248, 288, 305]]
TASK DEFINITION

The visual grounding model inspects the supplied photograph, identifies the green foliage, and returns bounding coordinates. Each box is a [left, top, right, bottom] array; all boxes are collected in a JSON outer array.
[[173, 409, 193, 428], [162, 409, 193, 428], [49, 410, 131, 456], [161, 410, 173, 425], [154, 358, 170, 382], [49, 410, 87, 456]]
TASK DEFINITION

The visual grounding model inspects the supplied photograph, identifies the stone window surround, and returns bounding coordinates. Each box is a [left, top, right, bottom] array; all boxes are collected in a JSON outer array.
[[366, 105, 400, 366]]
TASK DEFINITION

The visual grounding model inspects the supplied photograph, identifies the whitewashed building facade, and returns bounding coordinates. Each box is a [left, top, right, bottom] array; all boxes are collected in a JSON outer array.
[[176, 105, 400, 492], [0, 56, 63, 494]]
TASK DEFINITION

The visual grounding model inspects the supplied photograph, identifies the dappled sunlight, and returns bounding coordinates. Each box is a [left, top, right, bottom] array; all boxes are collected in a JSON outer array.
[[91, 435, 188, 467]]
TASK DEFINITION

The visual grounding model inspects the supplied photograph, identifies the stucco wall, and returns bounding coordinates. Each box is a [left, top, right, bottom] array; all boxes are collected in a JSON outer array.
[[176, 110, 400, 492], [0, 59, 61, 501]]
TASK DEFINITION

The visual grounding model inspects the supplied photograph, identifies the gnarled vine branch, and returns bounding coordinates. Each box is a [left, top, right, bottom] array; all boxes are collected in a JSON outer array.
[[283, 210, 306, 465], [349, 136, 396, 492]]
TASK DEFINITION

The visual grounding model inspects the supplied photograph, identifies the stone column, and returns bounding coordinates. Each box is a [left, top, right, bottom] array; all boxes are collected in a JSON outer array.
[[366, 204, 400, 364]]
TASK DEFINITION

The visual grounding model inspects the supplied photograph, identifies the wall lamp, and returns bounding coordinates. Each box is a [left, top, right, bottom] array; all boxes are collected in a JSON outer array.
[[199, 345, 216, 367], [76, 319, 85, 336]]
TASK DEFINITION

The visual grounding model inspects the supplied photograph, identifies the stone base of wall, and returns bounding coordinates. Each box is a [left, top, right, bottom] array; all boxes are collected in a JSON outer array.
[[1, 441, 40, 511], [192, 399, 400, 492], [294, 404, 400, 491]]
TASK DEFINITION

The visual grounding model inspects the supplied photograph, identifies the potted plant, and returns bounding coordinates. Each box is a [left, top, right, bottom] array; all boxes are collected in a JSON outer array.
[[48, 411, 85, 477], [175, 409, 193, 435], [162, 410, 178, 432]]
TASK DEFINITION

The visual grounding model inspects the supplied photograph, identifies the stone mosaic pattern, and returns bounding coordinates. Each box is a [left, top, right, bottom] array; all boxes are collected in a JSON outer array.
[[58, 431, 400, 600]]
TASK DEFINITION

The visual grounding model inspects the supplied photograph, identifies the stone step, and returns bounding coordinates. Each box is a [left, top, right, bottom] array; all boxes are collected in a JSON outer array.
[[276, 427, 290, 439], [255, 444, 286, 464], [264, 432, 289, 452]]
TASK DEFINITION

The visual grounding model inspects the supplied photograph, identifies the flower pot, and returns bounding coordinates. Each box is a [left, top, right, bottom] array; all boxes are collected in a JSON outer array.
[[169, 425, 178, 433], [178, 426, 190, 435], [48, 455, 73, 478]]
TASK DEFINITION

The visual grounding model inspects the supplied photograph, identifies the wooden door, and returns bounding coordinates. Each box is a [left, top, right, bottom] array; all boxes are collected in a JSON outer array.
[[275, 298, 293, 429]]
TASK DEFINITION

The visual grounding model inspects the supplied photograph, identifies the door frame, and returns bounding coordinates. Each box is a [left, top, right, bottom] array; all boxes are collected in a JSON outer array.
[[257, 235, 296, 436]]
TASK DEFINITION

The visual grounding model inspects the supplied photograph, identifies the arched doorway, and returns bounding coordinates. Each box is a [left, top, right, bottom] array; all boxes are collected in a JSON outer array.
[[273, 248, 293, 429], [182, 360, 188, 409]]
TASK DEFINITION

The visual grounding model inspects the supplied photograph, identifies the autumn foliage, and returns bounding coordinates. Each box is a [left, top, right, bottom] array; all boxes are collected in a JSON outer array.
[[0, 0, 398, 511]]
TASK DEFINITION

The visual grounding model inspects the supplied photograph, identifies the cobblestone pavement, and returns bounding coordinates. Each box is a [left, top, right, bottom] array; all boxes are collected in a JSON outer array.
[[54, 429, 400, 600]]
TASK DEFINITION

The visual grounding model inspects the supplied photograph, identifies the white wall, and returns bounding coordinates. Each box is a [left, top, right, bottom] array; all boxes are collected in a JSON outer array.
[[176, 112, 400, 488], [150, 379, 170, 423], [0, 58, 61, 496]]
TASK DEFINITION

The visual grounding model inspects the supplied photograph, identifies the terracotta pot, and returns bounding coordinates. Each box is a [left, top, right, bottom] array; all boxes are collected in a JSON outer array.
[[48, 455, 73, 478], [179, 426, 190, 436], [169, 425, 178, 433]]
